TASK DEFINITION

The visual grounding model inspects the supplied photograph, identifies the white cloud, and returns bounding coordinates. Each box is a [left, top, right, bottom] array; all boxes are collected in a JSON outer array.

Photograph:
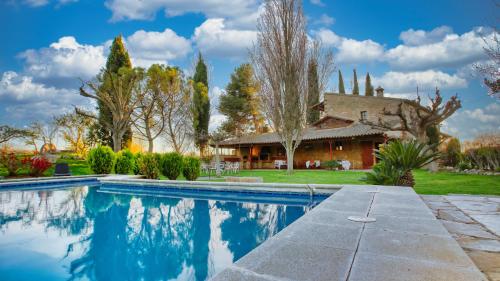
[[125, 28, 192, 67], [0, 71, 90, 125], [373, 70, 467, 92], [310, 0, 325, 7], [442, 102, 500, 140], [313, 14, 335, 26], [23, 0, 78, 7], [193, 18, 257, 59], [314, 29, 384, 63], [19, 36, 106, 80], [399, 26, 453, 46], [104, 0, 261, 28], [386, 27, 492, 70]]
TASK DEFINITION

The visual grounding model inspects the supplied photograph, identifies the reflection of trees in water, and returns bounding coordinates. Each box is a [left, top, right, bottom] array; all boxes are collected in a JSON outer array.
[[1, 187, 307, 281], [0, 188, 90, 235], [216, 201, 305, 262], [68, 189, 199, 281]]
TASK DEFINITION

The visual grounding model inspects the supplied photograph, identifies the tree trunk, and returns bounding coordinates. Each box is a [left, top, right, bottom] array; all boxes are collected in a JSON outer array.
[[113, 133, 121, 152], [147, 138, 154, 153], [286, 144, 294, 175], [215, 143, 221, 177]]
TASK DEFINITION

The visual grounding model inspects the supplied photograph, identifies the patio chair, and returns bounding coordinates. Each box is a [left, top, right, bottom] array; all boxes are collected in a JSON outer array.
[[314, 160, 320, 168], [233, 162, 240, 173], [274, 160, 286, 169], [305, 160, 311, 169], [53, 163, 71, 176], [341, 160, 351, 170]]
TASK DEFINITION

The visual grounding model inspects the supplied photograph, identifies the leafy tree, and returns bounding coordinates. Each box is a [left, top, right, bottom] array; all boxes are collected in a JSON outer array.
[[192, 53, 210, 156], [445, 138, 461, 167], [352, 69, 359, 95], [365, 72, 374, 96], [306, 59, 320, 124], [0, 125, 32, 144], [338, 70, 345, 94], [219, 63, 263, 135], [96, 35, 133, 149]]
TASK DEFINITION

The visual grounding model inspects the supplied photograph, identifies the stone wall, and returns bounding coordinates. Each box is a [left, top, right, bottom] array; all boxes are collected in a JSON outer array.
[[323, 93, 406, 125]]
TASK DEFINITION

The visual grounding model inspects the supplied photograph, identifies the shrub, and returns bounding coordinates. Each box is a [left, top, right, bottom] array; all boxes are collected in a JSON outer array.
[[87, 145, 115, 174], [465, 147, 500, 171], [323, 160, 341, 170], [0, 149, 21, 176], [137, 153, 160, 179], [133, 152, 143, 175], [115, 149, 135, 174], [182, 156, 201, 181], [161, 152, 184, 180], [457, 160, 472, 171], [23, 156, 52, 177], [444, 138, 461, 167], [365, 140, 439, 187]]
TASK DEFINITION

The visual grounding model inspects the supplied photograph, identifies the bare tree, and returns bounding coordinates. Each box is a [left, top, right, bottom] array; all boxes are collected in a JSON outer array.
[[251, 0, 326, 174], [131, 65, 168, 153], [366, 89, 461, 142], [0, 125, 32, 144], [77, 69, 143, 152], [475, 31, 500, 98], [55, 112, 94, 157], [309, 40, 335, 95], [162, 68, 193, 154], [27, 120, 59, 153]]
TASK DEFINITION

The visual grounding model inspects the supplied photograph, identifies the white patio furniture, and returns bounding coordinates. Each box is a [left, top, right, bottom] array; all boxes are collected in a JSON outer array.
[[274, 160, 286, 169], [314, 160, 320, 168], [305, 160, 311, 169], [341, 160, 351, 170]]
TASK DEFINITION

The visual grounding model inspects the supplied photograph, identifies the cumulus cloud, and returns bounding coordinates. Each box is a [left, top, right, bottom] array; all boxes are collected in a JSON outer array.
[[104, 0, 261, 28], [313, 14, 335, 26], [125, 28, 192, 67], [373, 70, 467, 92], [314, 29, 384, 63], [19, 36, 106, 80], [442, 102, 500, 140], [310, 0, 325, 7], [0, 71, 90, 125], [193, 18, 257, 59], [386, 27, 492, 70], [23, 0, 77, 7], [399, 26, 453, 46]]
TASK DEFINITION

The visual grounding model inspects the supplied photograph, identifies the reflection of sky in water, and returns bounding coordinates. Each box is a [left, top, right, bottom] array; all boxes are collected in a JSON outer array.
[[0, 186, 311, 281]]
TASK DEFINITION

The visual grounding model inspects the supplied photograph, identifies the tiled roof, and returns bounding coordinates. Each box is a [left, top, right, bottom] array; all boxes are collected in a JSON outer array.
[[219, 123, 385, 146]]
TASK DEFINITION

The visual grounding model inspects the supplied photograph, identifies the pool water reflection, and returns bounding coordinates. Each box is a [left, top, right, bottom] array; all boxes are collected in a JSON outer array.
[[0, 185, 319, 281]]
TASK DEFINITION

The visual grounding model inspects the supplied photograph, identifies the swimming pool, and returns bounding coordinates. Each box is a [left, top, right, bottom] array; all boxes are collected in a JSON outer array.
[[0, 181, 326, 281]]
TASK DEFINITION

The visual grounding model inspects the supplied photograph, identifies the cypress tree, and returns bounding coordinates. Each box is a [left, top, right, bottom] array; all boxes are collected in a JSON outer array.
[[338, 70, 345, 94], [306, 59, 320, 124], [192, 53, 210, 156], [96, 35, 133, 148], [352, 69, 359, 95], [365, 72, 374, 96]]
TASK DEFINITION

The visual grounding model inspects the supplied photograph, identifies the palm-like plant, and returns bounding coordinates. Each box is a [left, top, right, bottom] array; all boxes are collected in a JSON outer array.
[[368, 140, 440, 187]]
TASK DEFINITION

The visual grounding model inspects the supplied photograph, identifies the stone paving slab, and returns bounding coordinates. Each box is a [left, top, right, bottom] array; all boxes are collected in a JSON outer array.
[[211, 186, 486, 281], [441, 220, 498, 239], [348, 253, 487, 281], [469, 214, 500, 236], [459, 238, 500, 252], [438, 209, 475, 223]]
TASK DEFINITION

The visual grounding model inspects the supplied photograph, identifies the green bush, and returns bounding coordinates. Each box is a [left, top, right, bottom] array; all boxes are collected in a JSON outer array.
[[161, 152, 184, 180], [323, 160, 341, 170], [137, 153, 160, 179], [87, 145, 115, 174], [444, 138, 461, 167], [182, 156, 201, 181], [132, 152, 143, 175], [115, 149, 135, 174]]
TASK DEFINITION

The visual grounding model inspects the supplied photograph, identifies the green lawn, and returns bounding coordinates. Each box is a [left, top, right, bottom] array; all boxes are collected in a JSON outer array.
[[2, 159, 499, 195]]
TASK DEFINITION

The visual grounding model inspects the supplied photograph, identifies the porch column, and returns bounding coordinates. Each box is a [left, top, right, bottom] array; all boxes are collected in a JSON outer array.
[[249, 145, 253, 170], [329, 140, 333, 161]]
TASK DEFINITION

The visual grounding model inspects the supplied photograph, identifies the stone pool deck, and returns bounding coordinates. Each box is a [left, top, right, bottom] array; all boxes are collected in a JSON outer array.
[[422, 195, 500, 281], [211, 185, 487, 281]]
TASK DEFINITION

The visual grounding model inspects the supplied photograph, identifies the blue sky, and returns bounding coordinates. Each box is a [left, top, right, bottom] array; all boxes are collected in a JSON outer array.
[[0, 0, 498, 141]]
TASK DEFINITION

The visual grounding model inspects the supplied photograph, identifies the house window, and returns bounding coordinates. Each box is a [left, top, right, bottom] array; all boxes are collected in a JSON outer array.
[[335, 141, 343, 151], [360, 111, 367, 121]]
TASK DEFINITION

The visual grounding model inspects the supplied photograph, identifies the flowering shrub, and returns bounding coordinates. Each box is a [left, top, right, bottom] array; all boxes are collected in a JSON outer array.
[[0, 149, 21, 176], [23, 156, 52, 177]]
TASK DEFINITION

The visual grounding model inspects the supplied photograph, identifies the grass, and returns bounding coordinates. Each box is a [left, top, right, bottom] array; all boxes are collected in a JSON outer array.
[[2, 158, 499, 195]]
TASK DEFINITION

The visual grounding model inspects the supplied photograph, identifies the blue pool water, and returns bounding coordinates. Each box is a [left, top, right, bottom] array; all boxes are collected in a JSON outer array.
[[0, 182, 326, 281]]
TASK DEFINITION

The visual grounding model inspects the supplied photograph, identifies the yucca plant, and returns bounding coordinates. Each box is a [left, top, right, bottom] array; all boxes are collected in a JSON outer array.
[[367, 140, 440, 187]]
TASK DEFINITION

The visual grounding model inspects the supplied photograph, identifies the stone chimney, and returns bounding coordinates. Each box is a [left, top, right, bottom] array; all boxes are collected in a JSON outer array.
[[375, 86, 384, 97]]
